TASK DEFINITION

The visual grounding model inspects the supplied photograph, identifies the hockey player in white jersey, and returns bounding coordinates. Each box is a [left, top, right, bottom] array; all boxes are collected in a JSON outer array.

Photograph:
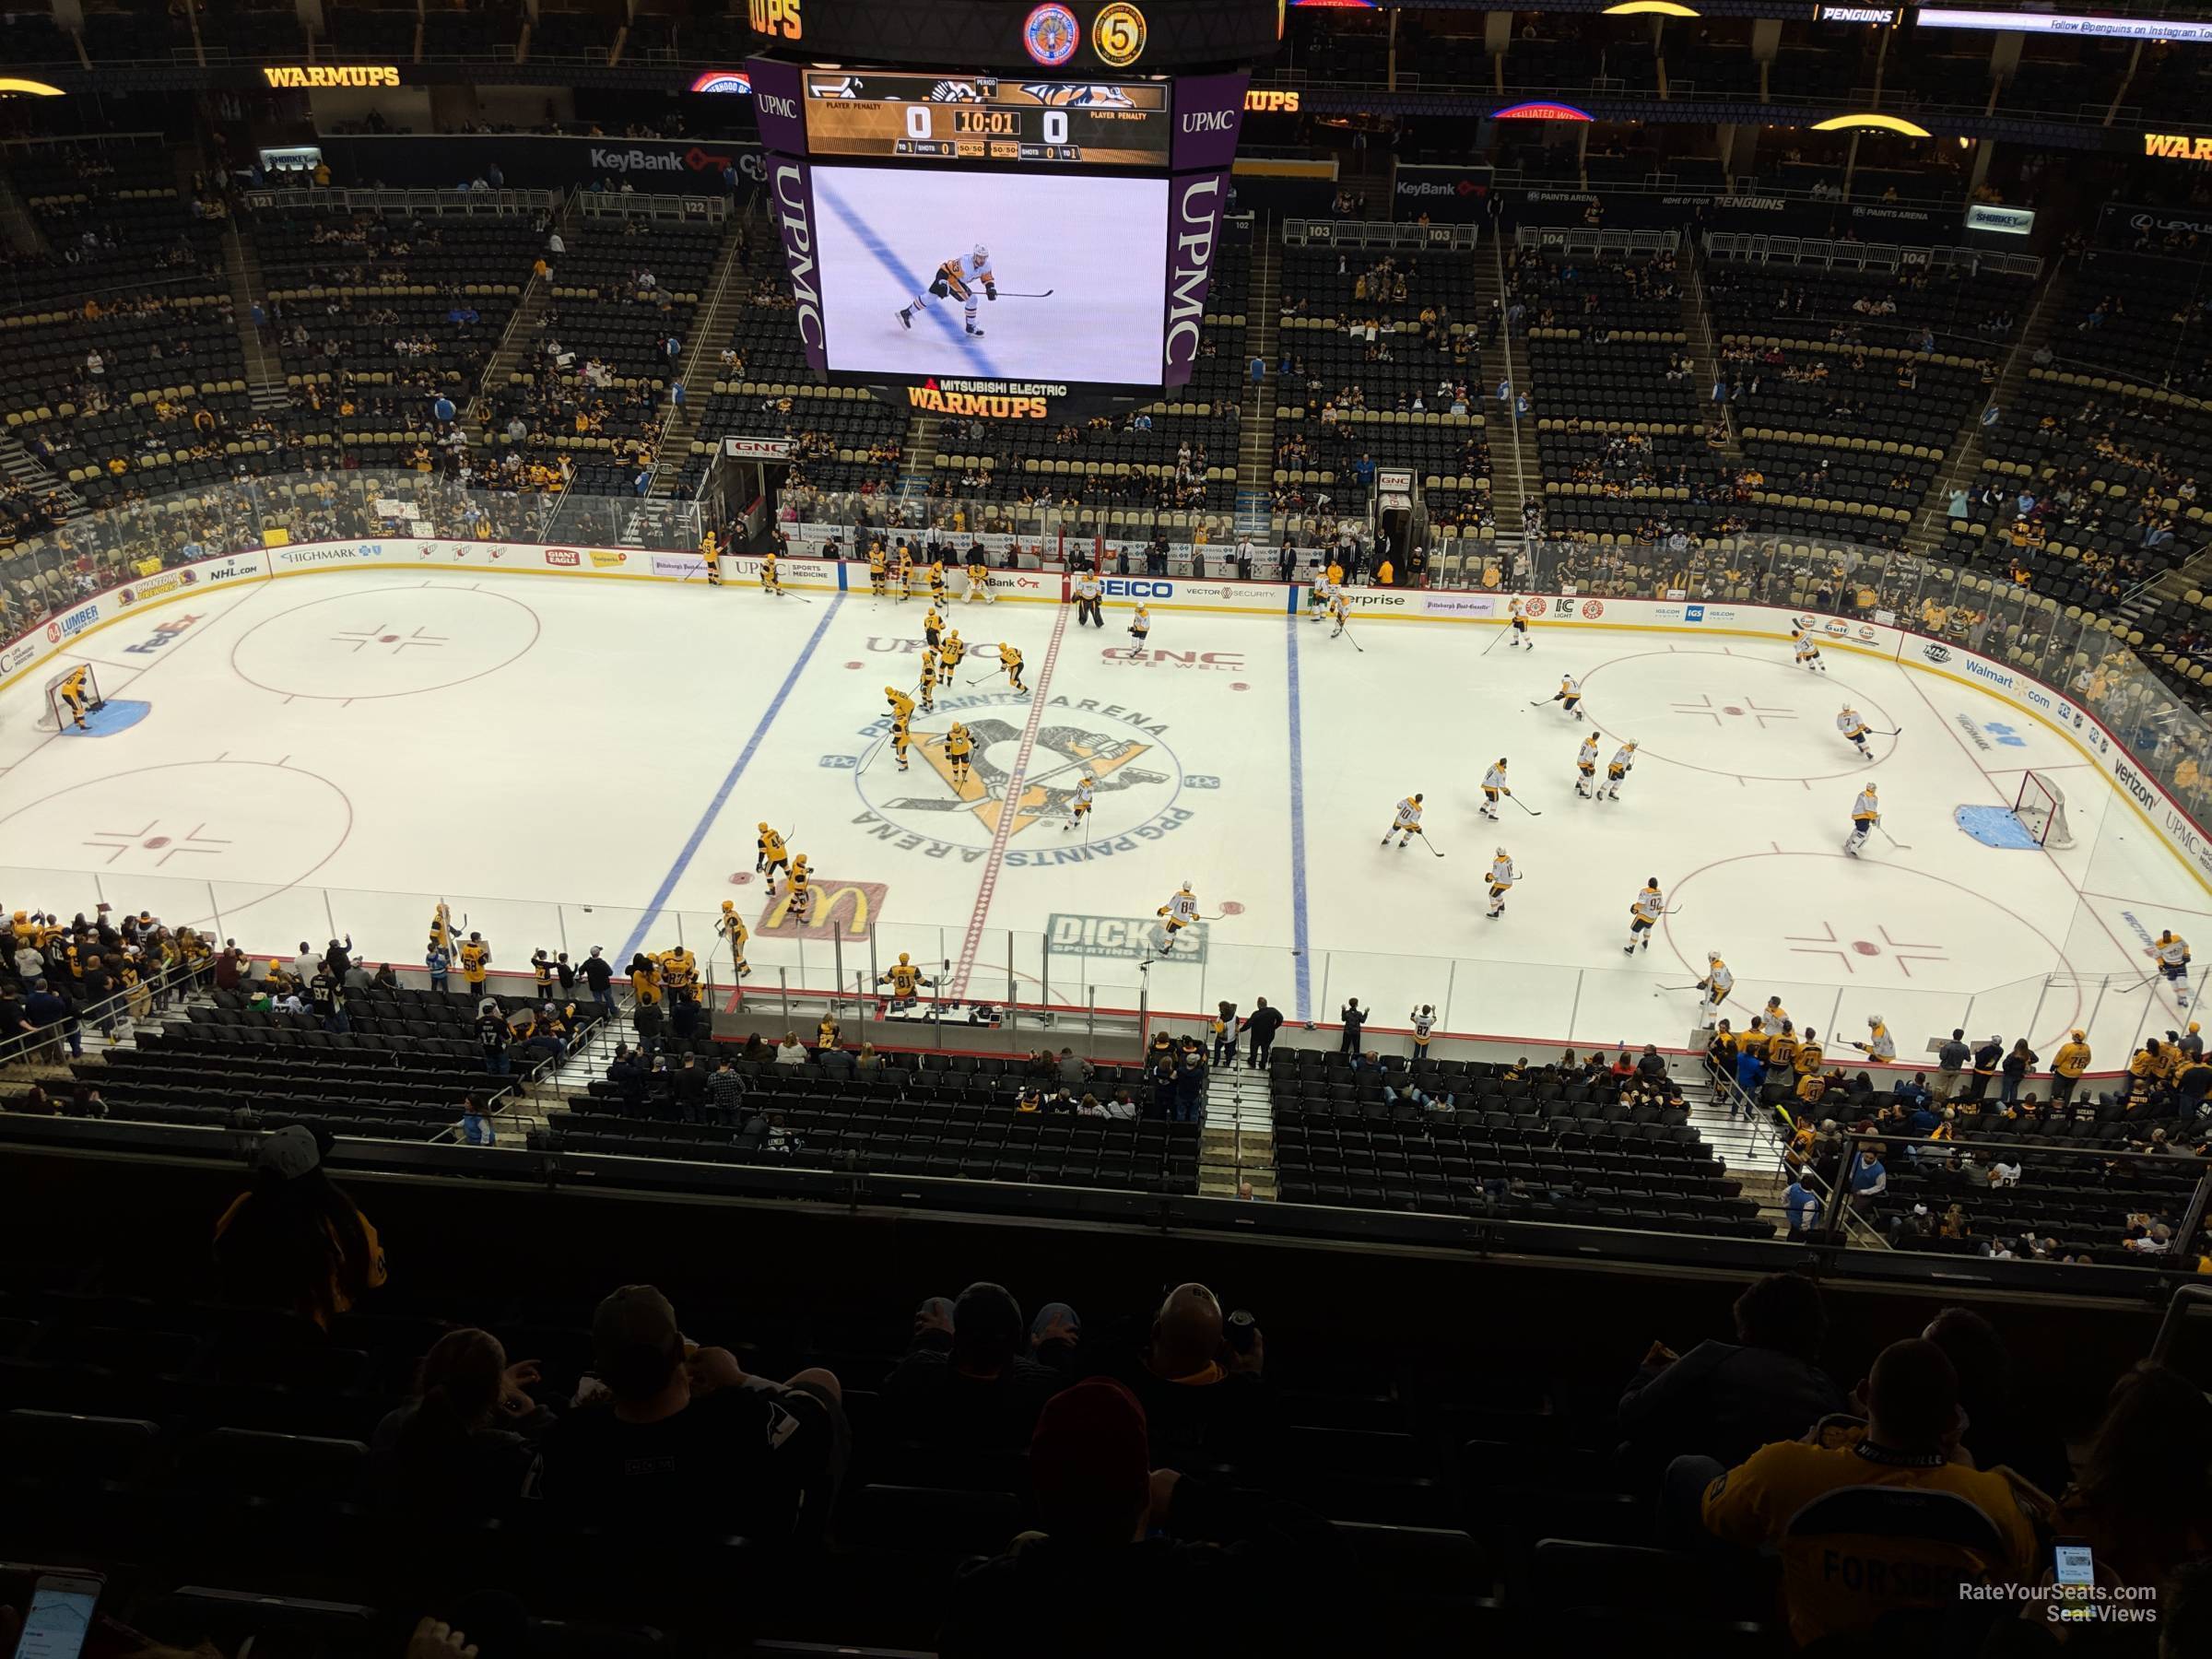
[[1156, 880, 1202, 951], [2147, 930, 2194, 1005], [1479, 759, 1512, 819], [1600, 739, 1637, 802], [1838, 705, 1873, 759], [1065, 774, 1097, 833], [1382, 793, 1425, 850], [1484, 849, 1519, 919], [900, 244, 998, 336], [1696, 951, 1734, 1027], [1625, 878, 1665, 954], [1843, 782, 1880, 856]]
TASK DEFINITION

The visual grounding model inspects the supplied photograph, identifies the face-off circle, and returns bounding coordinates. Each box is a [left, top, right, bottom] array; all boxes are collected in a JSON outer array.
[[1579, 650, 1900, 782], [230, 584, 542, 700]]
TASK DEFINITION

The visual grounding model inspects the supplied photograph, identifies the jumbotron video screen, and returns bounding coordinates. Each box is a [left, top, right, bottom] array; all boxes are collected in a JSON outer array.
[[810, 164, 1170, 385]]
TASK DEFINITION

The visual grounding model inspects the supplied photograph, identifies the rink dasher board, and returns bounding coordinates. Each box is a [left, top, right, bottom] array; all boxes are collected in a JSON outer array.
[[7, 539, 2208, 903]]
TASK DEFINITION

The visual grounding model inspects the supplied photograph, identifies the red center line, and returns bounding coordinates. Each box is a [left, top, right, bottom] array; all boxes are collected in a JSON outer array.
[[949, 604, 1069, 999]]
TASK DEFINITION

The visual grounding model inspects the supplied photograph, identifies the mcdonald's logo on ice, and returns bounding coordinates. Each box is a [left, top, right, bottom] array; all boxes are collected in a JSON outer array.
[[758, 879, 888, 940]]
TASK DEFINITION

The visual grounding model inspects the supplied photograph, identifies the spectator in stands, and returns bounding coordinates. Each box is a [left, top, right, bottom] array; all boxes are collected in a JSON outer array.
[[886, 1283, 1080, 1450], [1684, 1338, 2041, 1646], [1783, 1171, 1821, 1241], [2037, 1363, 2212, 1610], [211, 1124, 388, 1330], [540, 1284, 847, 1544], [775, 1032, 808, 1066], [579, 945, 616, 1009], [366, 1328, 551, 1518], [1618, 1271, 1845, 1483], [1337, 997, 1366, 1055], [937, 1376, 1351, 1658], [1240, 996, 1283, 1066], [1935, 1029, 1971, 1100], [1056, 1047, 1091, 1090], [23, 977, 77, 1061], [1921, 1307, 2070, 1498], [1114, 1282, 1275, 1471], [476, 1002, 511, 1076]]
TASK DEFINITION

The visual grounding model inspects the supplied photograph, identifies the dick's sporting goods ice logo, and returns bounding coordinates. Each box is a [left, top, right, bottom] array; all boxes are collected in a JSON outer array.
[[844, 697, 1194, 865]]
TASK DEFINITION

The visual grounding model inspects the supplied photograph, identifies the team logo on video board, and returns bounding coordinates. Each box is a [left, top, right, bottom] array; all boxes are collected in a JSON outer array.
[[1024, 3, 1080, 66], [848, 694, 1194, 867], [1092, 4, 1147, 66]]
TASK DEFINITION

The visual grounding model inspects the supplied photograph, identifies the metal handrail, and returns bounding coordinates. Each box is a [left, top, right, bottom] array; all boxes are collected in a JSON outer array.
[[0, 954, 202, 1072]]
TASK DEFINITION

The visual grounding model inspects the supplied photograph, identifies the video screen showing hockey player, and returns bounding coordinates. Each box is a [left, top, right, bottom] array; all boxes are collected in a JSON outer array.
[[810, 166, 1171, 384]]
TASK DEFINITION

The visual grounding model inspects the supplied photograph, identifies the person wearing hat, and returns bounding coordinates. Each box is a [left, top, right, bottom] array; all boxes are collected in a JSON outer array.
[[211, 1125, 387, 1330], [538, 1285, 846, 1544]]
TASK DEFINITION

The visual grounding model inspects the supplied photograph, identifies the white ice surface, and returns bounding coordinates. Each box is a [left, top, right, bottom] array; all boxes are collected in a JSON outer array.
[[1, 571, 2204, 1066]]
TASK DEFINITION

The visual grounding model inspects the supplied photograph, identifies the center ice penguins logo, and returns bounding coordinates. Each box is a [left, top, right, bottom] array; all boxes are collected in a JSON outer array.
[[848, 697, 1194, 865]]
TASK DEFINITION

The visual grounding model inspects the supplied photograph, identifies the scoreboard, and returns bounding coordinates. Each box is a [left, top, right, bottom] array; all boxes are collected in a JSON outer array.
[[801, 72, 1171, 169]]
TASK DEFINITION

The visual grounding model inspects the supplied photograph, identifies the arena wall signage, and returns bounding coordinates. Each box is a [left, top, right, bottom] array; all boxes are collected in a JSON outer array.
[[1918, 6, 2212, 42], [14, 547, 2210, 895], [1392, 162, 1496, 222], [262, 65, 403, 88], [316, 135, 760, 194], [2144, 133, 2212, 164], [1964, 203, 2035, 235], [1492, 101, 1594, 122]]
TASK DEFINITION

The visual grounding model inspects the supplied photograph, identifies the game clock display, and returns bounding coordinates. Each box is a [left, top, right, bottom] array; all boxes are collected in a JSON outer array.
[[802, 71, 1172, 168]]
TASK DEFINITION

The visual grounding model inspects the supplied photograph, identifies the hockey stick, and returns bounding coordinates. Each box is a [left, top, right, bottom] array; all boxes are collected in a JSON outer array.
[[1877, 827, 1912, 852], [1481, 624, 1511, 656], [1422, 832, 1446, 858], [1657, 982, 1703, 991], [1507, 794, 1544, 818], [993, 288, 1056, 298], [1341, 627, 1366, 653]]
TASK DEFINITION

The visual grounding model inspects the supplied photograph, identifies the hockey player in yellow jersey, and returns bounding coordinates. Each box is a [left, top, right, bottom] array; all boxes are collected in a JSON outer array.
[[757, 822, 791, 894], [53, 665, 94, 730], [760, 548, 782, 596], [2148, 929, 2194, 1005], [1065, 773, 1096, 833], [1843, 782, 1880, 857], [1573, 734, 1600, 798], [895, 544, 914, 600], [928, 560, 947, 606], [966, 551, 993, 604], [996, 642, 1027, 693], [1382, 793, 1425, 849], [891, 716, 913, 772], [716, 899, 752, 980], [924, 606, 945, 651], [946, 721, 974, 786], [877, 950, 936, 1006], [885, 685, 916, 724], [1484, 849, 1519, 919], [941, 629, 967, 685], [787, 853, 814, 923], [1625, 878, 1665, 954], [1837, 704, 1873, 759], [868, 542, 888, 597], [918, 649, 939, 713]]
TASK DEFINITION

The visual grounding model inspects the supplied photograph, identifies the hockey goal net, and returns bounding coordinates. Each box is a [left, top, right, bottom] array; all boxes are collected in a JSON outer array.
[[2013, 769, 2076, 849], [34, 663, 101, 732]]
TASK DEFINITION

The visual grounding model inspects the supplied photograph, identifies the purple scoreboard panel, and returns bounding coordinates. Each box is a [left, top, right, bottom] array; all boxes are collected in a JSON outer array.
[[748, 54, 1247, 397]]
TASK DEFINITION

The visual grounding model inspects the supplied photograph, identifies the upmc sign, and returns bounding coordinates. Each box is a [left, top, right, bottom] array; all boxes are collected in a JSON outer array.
[[1161, 72, 1248, 390]]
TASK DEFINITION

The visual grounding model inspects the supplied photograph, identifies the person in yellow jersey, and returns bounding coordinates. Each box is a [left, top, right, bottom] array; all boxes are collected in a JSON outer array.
[[1506, 594, 1533, 650], [1600, 739, 1637, 802], [996, 641, 1027, 693], [817, 1010, 841, 1051], [760, 547, 782, 596], [1548, 674, 1584, 720], [1382, 793, 1425, 850], [1126, 602, 1151, 659], [1696, 1337, 2041, 1651], [757, 822, 791, 895], [918, 648, 939, 714], [1843, 781, 1880, 857], [1065, 772, 1096, 833], [458, 931, 491, 1000], [885, 684, 916, 724], [53, 665, 96, 730], [787, 853, 813, 923], [1484, 848, 1519, 920], [428, 901, 455, 955], [1837, 704, 1873, 759], [941, 628, 967, 685], [628, 950, 665, 1054], [1696, 950, 1734, 1026], [867, 540, 888, 598], [923, 605, 945, 652], [660, 945, 701, 1038], [1853, 1014, 1896, 1061], [895, 542, 914, 600], [945, 720, 974, 786], [1479, 759, 1512, 820], [1573, 733, 1600, 799], [891, 715, 913, 772], [1791, 623, 1827, 674], [966, 549, 993, 604], [716, 899, 752, 981], [1156, 880, 1202, 951], [1625, 877, 1665, 954], [2050, 1028, 2090, 1105], [2147, 928, 2194, 1006], [877, 950, 935, 1008], [928, 559, 947, 606], [700, 529, 721, 587]]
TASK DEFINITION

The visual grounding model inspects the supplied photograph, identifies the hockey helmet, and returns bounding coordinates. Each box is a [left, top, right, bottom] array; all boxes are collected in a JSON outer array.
[[721, 900, 735, 913], [1707, 950, 1723, 962], [972, 242, 989, 265], [898, 952, 912, 965]]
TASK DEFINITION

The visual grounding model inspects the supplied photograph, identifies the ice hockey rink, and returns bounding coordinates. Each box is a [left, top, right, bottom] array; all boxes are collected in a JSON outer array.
[[2, 565, 2207, 1068]]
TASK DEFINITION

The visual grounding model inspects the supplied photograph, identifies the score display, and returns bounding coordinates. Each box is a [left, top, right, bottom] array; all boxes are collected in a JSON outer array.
[[801, 72, 1171, 168]]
